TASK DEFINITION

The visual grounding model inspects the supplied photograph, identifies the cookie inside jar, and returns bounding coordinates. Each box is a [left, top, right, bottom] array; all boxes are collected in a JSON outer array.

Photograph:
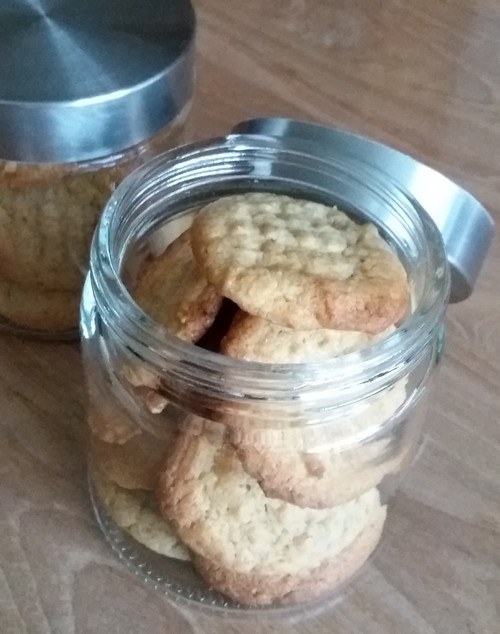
[[86, 191, 426, 610]]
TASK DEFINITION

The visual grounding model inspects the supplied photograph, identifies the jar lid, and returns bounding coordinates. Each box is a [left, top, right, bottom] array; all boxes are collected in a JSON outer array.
[[233, 118, 494, 303], [0, 0, 195, 164]]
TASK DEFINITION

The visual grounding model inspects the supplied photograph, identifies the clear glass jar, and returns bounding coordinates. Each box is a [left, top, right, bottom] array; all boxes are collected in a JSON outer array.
[[81, 135, 449, 612], [0, 105, 189, 338]]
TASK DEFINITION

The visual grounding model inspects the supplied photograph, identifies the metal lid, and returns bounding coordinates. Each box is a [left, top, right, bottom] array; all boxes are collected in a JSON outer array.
[[0, 0, 195, 164], [233, 117, 494, 303]]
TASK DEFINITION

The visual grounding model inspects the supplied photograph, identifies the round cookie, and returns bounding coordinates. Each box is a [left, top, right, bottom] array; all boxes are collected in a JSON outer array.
[[220, 312, 406, 508], [157, 431, 386, 606], [132, 229, 223, 342], [0, 275, 80, 332], [93, 470, 190, 561], [221, 311, 394, 363], [190, 193, 410, 334], [90, 431, 173, 491], [228, 381, 408, 509], [195, 510, 385, 606]]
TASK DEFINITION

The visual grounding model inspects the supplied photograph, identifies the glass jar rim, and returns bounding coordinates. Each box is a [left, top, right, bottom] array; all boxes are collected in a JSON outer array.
[[88, 133, 450, 400]]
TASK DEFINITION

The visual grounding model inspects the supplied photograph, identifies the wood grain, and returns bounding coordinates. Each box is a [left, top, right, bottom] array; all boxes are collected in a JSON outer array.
[[1, 0, 500, 632]]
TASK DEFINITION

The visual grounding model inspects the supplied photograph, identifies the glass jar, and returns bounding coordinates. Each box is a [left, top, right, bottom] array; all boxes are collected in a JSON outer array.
[[80, 134, 449, 612], [0, 0, 194, 338], [0, 113, 189, 337]]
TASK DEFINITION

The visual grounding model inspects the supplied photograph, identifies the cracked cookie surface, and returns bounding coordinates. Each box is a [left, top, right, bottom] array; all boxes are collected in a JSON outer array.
[[157, 430, 385, 605], [190, 193, 409, 333]]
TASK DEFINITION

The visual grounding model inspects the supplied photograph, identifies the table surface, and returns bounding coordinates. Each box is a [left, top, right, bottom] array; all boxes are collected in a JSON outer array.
[[1, 1, 500, 633]]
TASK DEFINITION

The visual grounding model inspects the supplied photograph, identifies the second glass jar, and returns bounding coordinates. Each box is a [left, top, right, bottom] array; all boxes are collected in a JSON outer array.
[[0, 109, 190, 338], [0, 0, 194, 338]]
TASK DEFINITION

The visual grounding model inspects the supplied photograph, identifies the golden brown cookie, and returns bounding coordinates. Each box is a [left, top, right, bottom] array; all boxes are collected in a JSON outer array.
[[86, 376, 141, 445], [133, 229, 223, 341], [0, 276, 80, 332], [221, 311, 394, 362], [119, 363, 168, 414], [87, 407, 139, 446], [157, 430, 386, 606], [90, 431, 173, 491], [190, 193, 410, 334], [219, 312, 406, 508], [93, 470, 190, 561], [195, 508, 385, 606], [228, 381, 408, 509]]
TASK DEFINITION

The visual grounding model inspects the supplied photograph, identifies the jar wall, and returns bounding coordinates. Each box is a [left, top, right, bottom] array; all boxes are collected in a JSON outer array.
[[0, 104, 189, 338]]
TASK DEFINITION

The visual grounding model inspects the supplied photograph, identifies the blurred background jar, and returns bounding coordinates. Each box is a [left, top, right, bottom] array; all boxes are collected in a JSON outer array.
[[0, 0, 195, 338], [80, 134, 453, 610]]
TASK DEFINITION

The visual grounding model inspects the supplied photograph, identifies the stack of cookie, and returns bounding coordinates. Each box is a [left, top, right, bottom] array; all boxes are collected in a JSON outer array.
[[0, 162, 127, 333], [89, 193, 412, 606]]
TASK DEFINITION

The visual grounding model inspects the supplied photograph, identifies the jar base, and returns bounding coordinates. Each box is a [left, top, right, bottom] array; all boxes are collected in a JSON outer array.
[[89, 475, 347, 617]]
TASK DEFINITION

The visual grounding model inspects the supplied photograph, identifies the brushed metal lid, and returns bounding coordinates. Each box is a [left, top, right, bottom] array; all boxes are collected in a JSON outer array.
[[0, 0, 195, 164], [233, 117, 494, 303]]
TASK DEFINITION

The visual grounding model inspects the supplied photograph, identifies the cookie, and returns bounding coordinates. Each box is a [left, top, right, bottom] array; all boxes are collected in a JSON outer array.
[[196, 299, 239, 353], [119, 364, 161, 390], [229, 381, 408, 509], [190, 193, 409, 333], [195, 507, 385, 605], [86, 374, 141, 445], [87, 364, 174, 445], [87, 407, 139, 446], [132, 229, 223, 342], [90, 431, 173, 490], [218, 312, 405, 507], [0, 276, 80, 332], [119, 363, 168, 414], [157, 431, 386, 606], [0, 167, 123, 291], [221, 311, 394, 363], [93, 470, 190, 561]]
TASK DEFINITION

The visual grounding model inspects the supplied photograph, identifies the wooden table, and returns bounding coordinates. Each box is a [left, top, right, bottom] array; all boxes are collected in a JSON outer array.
[[1, 1, 499, 632]]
